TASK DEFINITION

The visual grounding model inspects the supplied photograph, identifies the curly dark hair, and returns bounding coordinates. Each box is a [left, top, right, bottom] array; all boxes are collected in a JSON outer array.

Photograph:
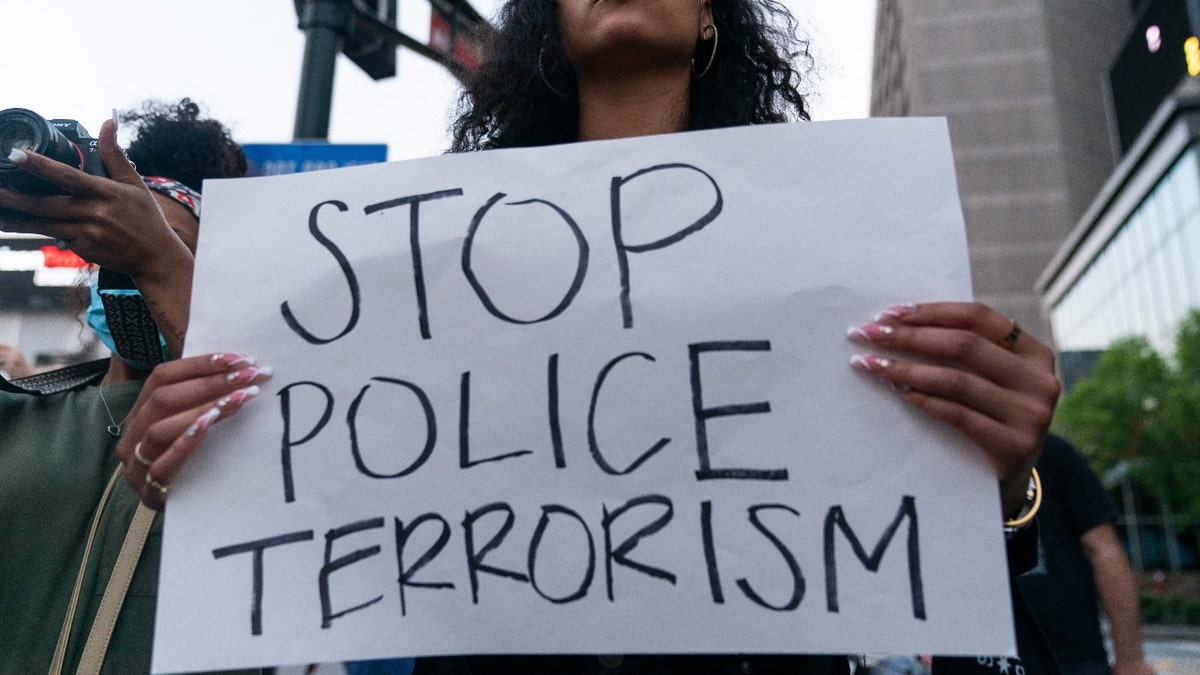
[[449, 0, 811, 152], [120, 98, 247, 193]]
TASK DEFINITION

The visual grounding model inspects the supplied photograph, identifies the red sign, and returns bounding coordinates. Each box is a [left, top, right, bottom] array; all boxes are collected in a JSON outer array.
[[40, 245, 89, 269], [429, 10, 481, 70]]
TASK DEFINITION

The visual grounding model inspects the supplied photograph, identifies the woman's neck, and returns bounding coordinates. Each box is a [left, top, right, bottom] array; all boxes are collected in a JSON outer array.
[[100, 357, 150, 386], [576, 70, 692, 142]]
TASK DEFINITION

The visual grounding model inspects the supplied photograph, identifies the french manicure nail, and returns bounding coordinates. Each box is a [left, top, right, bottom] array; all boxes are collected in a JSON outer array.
[[850, 354, 892, 372], [7, 148, 27, 164], [212, 352, 257, 368], [218, 385, 261, 409], [848, 323, 895, 342], [875, 303, 916, 321], [186, 406, 221, 437], [228, 366, 273, 385], [228, 355, 259, 369]]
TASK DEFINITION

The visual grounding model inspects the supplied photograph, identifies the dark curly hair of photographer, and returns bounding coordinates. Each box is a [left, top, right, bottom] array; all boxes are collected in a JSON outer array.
[[449, 0, 812, 152], [120, 98, 247, 193]]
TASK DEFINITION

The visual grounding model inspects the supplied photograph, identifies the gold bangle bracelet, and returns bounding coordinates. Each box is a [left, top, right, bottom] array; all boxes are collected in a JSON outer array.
[[1003, 468, 1042, 535]]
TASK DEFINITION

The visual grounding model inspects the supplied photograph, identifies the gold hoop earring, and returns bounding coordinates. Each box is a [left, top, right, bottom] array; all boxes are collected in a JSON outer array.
[[538, 45, 571, 99], [693, 24, 718, 79]]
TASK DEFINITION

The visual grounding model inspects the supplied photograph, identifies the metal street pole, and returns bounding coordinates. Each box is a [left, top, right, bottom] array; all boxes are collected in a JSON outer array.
[[294, 0, 352, 140]]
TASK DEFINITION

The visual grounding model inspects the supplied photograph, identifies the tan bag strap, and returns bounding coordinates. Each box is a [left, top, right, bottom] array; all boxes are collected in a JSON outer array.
[[76, 501, 156, 675], [50, 467, 122, 674], [49, 466, 157, 675]]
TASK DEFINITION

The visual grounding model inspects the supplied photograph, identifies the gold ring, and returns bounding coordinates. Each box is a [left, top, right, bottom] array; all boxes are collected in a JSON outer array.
[[998, 320, 1022, 350], [145, 473, 171, 496], [133, 442, 152, 468]]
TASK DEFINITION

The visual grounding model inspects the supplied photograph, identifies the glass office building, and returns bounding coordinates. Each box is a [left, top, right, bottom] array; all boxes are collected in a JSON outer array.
[[1041, 0, 1200, 356], [1039, 84, 1200, 357], [1044, 139, 1200, 354]]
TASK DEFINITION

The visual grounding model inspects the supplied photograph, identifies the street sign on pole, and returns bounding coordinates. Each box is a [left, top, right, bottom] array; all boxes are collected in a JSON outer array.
[[241, 142, 389, 176], [291, 0, 490, 140]]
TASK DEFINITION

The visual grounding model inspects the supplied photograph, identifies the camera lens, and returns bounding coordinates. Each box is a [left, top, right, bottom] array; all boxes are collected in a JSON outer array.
[[0, 108, 81, 194], [1, 109, 59, 156], [0, 120, 40, 154]]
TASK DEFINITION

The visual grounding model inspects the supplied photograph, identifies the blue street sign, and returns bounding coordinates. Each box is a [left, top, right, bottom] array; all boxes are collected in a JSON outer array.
[[242, 142, 389, 176]]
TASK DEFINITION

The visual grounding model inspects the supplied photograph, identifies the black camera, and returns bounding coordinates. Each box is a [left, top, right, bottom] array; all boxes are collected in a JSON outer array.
[[0, 108, 106, 194]]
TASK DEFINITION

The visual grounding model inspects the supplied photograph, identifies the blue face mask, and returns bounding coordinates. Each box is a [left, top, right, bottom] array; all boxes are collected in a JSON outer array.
[[86, 285, 170, 370]]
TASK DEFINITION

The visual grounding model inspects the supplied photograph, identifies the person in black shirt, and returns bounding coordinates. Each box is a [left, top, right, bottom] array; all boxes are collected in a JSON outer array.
[[1017, 436, 1155, 675]]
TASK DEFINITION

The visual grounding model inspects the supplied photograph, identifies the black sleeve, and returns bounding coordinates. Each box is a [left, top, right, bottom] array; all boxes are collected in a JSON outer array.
[[1041, 435, 1118, 539]]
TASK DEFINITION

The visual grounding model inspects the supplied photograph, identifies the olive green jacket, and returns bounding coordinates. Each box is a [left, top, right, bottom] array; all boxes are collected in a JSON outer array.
[[0, 381, 257, 674]]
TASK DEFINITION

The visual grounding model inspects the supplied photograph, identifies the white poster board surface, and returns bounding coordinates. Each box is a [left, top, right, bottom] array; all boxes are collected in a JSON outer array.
[[154, 118, 1015, 673]]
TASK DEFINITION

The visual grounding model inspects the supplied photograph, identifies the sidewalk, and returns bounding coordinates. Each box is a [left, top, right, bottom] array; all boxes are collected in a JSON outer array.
[[1143, 623, 1200, 641]]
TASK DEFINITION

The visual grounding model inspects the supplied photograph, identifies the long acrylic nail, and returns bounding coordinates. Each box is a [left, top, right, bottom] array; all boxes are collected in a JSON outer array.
[[211, 352, 257, 368], [228, 366, 273, 385], [850, 354, 892, 373], [111, 108, 119, 128], [186, 407, 221, 437], [217, 385, 261, 409], [875, 303, 916, 321], [848, 323, 895, 342], [7, 148, 27, 164]]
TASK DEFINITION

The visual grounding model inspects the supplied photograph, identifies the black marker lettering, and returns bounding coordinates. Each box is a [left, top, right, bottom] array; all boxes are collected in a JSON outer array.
[[320, 518, 386, 628], [347, 377, 436, 478], [278, 381, 335, 503], [394, 514, 455, 616], [527, 504, 596, 604], [602, 494, 676, 601], [280, 200, 361, 344], [212, 530, 314, 636], [610, 163, 723, 328], [363, 188, 464, 340], [548, 353, 566, 469], [463, 194, 589, 324], [700, 500, 725, 604], [462, 502, 529, 603], [689, 341, 786, 481], [736, 504, 804, 611], [460, 371, 533, 468], [588, 352, 669, 475], [824, 495, 925, 620]]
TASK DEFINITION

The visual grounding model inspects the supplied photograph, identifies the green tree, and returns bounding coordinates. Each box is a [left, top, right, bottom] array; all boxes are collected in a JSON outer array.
[[1053, 309, 1200, 530], [1159, 310, 1200, 527]]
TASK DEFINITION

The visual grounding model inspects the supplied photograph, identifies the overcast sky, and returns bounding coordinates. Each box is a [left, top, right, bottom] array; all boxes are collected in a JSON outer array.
[[1, 0, 875, 161]]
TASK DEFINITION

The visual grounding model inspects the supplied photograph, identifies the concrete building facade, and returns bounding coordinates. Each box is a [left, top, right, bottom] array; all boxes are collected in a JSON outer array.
[[871, 0, 1133, 343]]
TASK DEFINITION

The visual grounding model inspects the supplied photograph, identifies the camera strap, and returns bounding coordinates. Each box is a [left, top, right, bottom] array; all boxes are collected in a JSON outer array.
[[0, 358, 109, 396], [92, 269, 169, 370]]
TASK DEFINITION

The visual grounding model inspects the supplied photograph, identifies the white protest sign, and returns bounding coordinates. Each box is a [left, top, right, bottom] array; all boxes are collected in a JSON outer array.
[[154, 118, 1015, 673]]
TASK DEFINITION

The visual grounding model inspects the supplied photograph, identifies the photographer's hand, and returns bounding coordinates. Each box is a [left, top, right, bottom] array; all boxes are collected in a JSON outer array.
[[0, 117, 194, 357]]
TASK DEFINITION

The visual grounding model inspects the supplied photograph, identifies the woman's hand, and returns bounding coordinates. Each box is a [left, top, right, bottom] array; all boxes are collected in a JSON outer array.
[[116, 353, 273, 510], [0, 117, 191, 278], [848, 302, 1061, 518], [0, 343, 35, 379], [0, 117, 196, 355]]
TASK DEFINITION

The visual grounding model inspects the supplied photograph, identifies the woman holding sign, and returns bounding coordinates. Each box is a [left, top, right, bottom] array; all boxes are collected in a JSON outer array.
[[88, 1, 1059, 673], [446, 0, 1057, 531], [420, 0, 1061, 673]]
